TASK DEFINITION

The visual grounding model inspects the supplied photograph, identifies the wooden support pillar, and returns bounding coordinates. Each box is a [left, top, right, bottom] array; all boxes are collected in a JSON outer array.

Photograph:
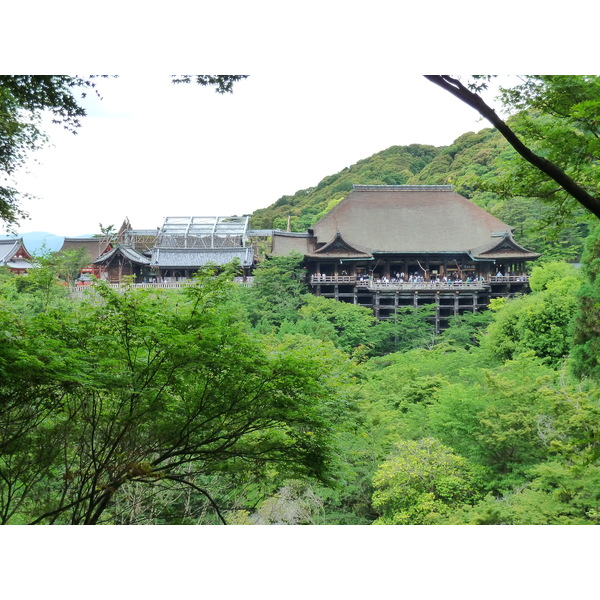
[[435, 292, 441, 334], [454, 291, 459, 316], [472, 292, 478, 313]]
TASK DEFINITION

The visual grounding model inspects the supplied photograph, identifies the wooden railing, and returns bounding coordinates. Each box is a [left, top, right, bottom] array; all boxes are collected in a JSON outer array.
[[365, 281, 488, 291], [489, 275, 529, 283], [311, 275, 357, 284], [311, 275, 529, 285]]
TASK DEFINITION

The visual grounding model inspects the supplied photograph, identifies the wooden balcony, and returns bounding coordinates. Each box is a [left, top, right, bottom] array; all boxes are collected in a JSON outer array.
[[309, 274, 529, 291], [488, 275, 530, 283]]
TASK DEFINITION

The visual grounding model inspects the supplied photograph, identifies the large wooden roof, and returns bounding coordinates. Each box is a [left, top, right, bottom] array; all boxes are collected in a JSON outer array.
[[310, 185, 522, 255]]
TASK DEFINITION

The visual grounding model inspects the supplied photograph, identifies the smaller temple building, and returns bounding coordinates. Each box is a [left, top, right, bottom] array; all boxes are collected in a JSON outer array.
[[57, 236, 113, 280], [0, 238, 35, 274]]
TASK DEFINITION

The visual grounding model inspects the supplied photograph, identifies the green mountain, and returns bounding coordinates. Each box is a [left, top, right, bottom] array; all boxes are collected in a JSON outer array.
[[250, 127, 591, 262]]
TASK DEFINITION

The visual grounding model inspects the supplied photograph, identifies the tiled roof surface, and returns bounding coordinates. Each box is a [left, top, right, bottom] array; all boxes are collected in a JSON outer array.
[[151, 246, 254, 268], [0, 239, 22, 263], [0, 238, 32, 265], [93, 245, 150, 265], [470, 236, 541, 260]]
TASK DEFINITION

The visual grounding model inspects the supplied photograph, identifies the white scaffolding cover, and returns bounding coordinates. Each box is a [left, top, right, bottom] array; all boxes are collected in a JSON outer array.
[[156, 216, 250, 248]]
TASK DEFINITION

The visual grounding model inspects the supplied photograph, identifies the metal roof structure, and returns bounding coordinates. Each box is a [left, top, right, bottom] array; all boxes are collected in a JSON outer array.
[[156, 216, 250, 248], [119, 230, 158, 254]]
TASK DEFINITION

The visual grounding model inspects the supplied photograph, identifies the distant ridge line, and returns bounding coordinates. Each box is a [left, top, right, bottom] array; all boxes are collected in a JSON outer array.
[[352, 184, 453, 192]]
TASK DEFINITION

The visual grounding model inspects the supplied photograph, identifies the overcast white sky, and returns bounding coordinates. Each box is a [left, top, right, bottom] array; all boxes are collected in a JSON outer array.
[[4, 0, 592, 239], [6, 73, 499, 237]]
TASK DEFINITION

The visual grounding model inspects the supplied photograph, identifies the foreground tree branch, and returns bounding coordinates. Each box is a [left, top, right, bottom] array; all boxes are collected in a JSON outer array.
[[424, 75, 600, 219]]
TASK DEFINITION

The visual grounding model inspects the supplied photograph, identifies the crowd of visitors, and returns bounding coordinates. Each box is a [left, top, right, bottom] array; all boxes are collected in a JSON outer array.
[[314, 272, 482, 284], [312, 270, 524, 284]]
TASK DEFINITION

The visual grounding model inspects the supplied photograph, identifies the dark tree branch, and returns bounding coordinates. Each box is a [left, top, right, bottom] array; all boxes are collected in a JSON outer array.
[[163, 475, 227, 524], [424, 75, 600, 219]]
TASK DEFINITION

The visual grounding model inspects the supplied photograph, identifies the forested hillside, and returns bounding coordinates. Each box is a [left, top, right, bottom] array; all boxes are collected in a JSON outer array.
[[250, 125, 592, 263], [1, 227, 599, 524]]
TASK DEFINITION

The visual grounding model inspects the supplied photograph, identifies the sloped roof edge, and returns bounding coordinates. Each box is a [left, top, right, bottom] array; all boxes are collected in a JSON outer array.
[[470, 234, 540, 259], [312, 232, 373, 257], [93, 245, 150, 265]]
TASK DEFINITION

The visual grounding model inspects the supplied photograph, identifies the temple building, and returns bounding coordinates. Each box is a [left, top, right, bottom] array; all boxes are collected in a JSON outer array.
[[0, 238, 34, 274], [57, 236, 113, 279], [270, 185, 540, 331], [93, 216, 255, 282]]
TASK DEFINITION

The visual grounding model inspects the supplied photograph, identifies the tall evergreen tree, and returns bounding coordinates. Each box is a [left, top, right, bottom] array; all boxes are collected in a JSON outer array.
[[571, 222, 600, 380]]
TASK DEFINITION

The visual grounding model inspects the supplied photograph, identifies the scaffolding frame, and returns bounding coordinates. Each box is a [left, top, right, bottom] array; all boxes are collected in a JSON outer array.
[[155, 216, 250, 249]]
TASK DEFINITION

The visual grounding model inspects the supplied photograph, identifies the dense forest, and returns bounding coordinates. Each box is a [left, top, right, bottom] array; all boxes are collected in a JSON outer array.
[[0, 224, 598, 524]]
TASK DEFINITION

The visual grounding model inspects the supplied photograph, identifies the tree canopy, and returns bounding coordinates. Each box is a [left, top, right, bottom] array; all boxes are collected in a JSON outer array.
[[0, 266, 350, 524], [425, 75, 600, 220]]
